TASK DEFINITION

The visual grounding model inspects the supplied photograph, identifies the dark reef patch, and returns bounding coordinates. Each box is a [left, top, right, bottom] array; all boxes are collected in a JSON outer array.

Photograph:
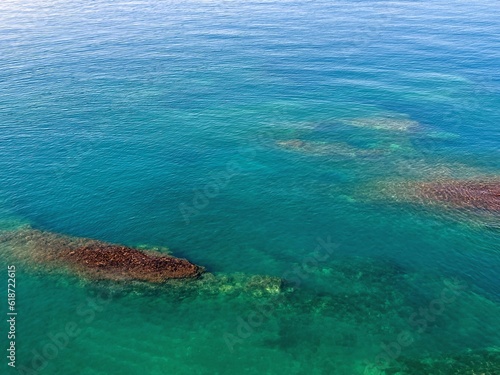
[[411, 179, 500, 211], [0, 227, 286, 296], [58, 244, 203, 282], [275, 139, 386, 158], [378, 179, 500, 212], [363, 178, 500, 227], [0, 228, 203, 283]]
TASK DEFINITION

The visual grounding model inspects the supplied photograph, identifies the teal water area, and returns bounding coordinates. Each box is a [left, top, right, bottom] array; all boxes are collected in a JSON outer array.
[[0, 0, 499, 374]]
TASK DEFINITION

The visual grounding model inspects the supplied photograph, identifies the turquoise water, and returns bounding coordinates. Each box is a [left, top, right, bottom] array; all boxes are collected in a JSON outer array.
[[0, 0, 499, 374]]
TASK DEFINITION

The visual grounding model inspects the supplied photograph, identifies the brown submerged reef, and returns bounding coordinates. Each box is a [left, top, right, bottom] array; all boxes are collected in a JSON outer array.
[[0, 227, 284, 296], [59, 244, 203, 282], [411, 179, 500, 211], [379, 179, 500, 212], [0, 228, 203, 283], [275, 139, 385, 158]]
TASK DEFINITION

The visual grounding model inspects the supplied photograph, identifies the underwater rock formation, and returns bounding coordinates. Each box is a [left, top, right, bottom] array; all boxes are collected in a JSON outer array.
[[378, 179, 500, 212], [58, 244, 202, 282], [0, 228, 203, 283], [341, 116, 420, 132], [359, 178, 500, 227], [0, 227, 287, 296], [275, 139, 385, 158]]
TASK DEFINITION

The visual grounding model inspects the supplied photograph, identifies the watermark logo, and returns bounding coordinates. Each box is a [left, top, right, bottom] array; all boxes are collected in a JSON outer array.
[[364, 278, 468, 372], [223, 236, 338, 352]]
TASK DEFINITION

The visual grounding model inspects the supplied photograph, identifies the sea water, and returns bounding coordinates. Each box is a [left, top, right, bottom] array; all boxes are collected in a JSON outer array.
[[0, 0, 499, 374]]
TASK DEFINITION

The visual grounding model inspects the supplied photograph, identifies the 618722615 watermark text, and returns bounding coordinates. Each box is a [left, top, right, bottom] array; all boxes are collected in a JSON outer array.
[[6, 265, 16, 369]]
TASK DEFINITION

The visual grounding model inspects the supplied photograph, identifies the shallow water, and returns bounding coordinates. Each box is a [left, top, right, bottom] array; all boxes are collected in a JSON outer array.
[[0, 0, 499, 374]]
